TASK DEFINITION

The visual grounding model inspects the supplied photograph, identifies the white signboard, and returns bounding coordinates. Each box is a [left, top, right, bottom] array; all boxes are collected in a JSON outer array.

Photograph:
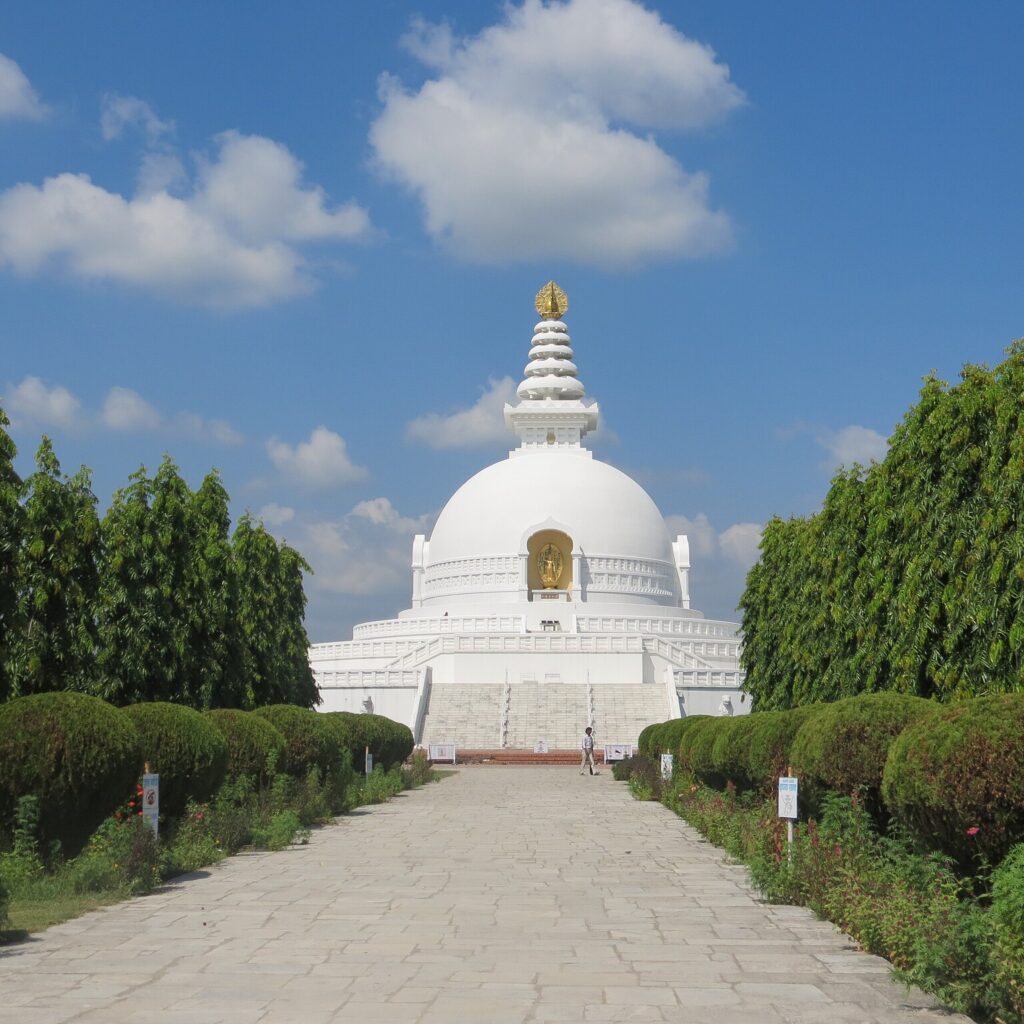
[[604, 743, 633, 762], [428, 743, 457, 764], [534, 739, 548, 754], [778, 776, 799, 819], [365, 747, 373, 775], [660, 753, 674, 780], [142, 772, 159, 837]]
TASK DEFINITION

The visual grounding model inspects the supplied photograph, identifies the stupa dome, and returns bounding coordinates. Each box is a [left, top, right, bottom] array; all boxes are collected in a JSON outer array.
[[422, 450, 680, 606]]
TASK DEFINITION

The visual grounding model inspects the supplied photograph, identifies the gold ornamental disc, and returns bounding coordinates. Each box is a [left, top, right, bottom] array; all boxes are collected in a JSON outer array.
[[535, 281, 568, 321]]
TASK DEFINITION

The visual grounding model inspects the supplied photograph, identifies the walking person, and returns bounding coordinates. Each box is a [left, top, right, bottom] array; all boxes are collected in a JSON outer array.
[[580, 726, 597, 775]]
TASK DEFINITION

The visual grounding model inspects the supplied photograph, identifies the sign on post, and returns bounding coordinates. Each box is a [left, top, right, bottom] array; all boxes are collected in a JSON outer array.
[[365, 746, 373, 775], [604, 743, 633, 762], [660, 753, 674, 780], [142, 772, 159, 838], [534, 739, 548, 754], [428, 743, 456, 764], [778, 776, 798, 819]]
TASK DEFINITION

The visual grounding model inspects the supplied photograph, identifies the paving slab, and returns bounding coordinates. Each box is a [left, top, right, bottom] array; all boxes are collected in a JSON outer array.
[[0, 766, 974, 1023]]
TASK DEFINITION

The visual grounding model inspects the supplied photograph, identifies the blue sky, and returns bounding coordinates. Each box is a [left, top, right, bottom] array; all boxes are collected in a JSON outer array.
[[2, 1, 1022, 640]]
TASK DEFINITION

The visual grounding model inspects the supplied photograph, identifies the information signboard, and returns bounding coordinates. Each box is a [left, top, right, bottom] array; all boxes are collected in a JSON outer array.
[[142, 772, 159, 837], [604, 743, 633, 762], [428, 743, 457, 764], [660, 753, 674, 780], [778, 776, 799, 819], [365, 747, 373, 775], [534, 739, 548, 754]]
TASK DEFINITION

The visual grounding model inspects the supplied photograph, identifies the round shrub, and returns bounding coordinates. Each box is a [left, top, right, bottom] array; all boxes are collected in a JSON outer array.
[[329, 712, 413, 770], [990, 843, 1024, 1016], [123, 703, 229, 819], [254, 705, 344, 779], [0, 692, 142, 854], [638, 722, 661, 757], [789, 693, 936, 805], [689, 717, 739, 788], [744, 705, 825, 795], [882, 694, 1024, 865], [204, 709, 286, 787], [710, 714, 760, 790], [675, 716, 713, 773]]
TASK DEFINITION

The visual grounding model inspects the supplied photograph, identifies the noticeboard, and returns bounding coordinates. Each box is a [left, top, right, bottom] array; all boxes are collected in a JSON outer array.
[[778, 776, 799, 819], [142, 772, 159, 837]]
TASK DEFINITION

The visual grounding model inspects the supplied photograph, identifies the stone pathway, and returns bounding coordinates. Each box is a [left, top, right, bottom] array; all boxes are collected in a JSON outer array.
[[0, 767, 972, 1023]]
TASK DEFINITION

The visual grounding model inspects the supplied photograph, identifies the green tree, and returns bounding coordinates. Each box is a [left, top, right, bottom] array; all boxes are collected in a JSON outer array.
[[96, 458, 195, 705], [187, 470, 243, 708], [0, 408, 23, 702], [740, 341, 1024, 708], [7, 438, 101, 696], [232, 516, 318, 709]]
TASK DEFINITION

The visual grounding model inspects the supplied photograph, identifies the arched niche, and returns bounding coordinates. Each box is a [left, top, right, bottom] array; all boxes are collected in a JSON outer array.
[[527, 529, 573, 590]]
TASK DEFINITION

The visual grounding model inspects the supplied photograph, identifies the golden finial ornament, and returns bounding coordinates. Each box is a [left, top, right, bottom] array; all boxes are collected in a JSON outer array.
[[535, 280, 568, 321]]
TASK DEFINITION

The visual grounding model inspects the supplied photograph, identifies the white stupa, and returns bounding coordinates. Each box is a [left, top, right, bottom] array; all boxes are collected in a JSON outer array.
[[310, 283, 747, 748]]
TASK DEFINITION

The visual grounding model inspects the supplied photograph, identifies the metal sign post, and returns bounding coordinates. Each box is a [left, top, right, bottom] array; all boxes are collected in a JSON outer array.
[[778, 771, 798, 862], [365, 745, 373, 776], [142, 771, 159, 838], [660, 753, 674, 781]]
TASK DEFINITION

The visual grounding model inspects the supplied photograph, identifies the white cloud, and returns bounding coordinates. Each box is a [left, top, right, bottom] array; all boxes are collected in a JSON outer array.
[[290, 499, 433, 597], [102, 386, 162, 431], [101, 94, 174, 143], [4, 376, 81, 429], [173, 411, 244, 446], [257, 502, 295, 527], [371, 0, 742, 267], [4, 377, 242, 444], [406, 377, 517, 449], [266, 426, 368, 487], [718, 522, 763, 568], [816, 424, 888, 468], [665, 512, 762, 568], [0, 54, 47, 121], [0, 126, 371, 308]]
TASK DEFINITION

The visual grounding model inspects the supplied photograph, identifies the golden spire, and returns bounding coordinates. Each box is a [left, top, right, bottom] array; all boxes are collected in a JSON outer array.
[[534, 280, 568, 321]]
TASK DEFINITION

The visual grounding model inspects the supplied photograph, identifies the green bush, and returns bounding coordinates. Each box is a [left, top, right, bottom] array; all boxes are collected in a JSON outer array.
[[689, 717, 739, 788], [0, 693, 142, 855], [327, 712, 413, 770], [204, 710, 285, 787], [253, 705, 344, 779], [123, 703, 229, 819], [742, 705, 824, 795], [637, 722, 661, 757], [675, 716, 715, 773], [790, 693, 935, 810], [990, 843, 1024, 1020], [882, 694, 1024, 865], [710, 715, 760, 790]]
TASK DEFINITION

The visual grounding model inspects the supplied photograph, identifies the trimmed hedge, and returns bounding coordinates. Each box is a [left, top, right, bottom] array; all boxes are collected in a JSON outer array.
[[254, 705, 345, 779], [0, 692, 142, 854], [710, 714, 760, 790], [204, 709, 286, 787], [123, 703, 229, 819], [676, 716, 715, 774], [689, 717, 741, 788], [328, 712, 413, 770], [882, 694, 1024, 865], [790, 693, 936, 809], [743, 705, 823, 794]]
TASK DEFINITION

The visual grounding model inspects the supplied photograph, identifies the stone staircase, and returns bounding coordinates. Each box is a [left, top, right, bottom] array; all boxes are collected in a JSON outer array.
[[419, 682, 674, 751], [503, 682, 588, 750], [419, 683, 504, 748], [590, 685, 671, 747]]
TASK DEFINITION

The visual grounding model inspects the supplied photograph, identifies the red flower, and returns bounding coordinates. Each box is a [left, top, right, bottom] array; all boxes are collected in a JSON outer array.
[[966, 826, 980, 836]]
